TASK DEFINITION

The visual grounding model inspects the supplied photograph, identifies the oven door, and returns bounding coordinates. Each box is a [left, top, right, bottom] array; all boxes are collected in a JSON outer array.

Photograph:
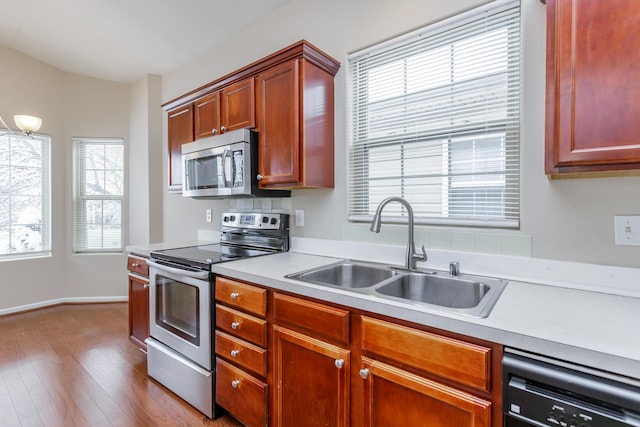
[[147, 260, 212, 370]]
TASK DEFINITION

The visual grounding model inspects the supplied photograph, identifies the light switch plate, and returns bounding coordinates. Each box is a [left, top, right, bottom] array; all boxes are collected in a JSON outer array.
[[295, 209, 304, 227], [614, 215, 640, 246]]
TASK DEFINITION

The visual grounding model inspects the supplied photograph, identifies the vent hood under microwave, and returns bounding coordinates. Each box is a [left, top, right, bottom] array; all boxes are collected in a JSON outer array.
[[181, 129, 290, 199]]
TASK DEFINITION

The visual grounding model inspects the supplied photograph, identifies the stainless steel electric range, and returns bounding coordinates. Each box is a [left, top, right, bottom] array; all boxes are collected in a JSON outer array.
[[145, 212, 289, 418]]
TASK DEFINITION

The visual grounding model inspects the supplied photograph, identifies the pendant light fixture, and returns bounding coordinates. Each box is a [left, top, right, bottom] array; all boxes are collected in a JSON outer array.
[[0, 114, 43, 136]]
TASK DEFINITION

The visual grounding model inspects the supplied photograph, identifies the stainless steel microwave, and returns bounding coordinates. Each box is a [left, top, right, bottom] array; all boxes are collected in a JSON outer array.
[[181, 128, 290, 199]]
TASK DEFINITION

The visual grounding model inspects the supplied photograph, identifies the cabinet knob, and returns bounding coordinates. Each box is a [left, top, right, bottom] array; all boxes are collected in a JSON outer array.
[[221, 126, 227, 132], [131, 262, 139, 267], [143, 284, 149, 289], [212, 128, 218, 134], [230, 292, 240, 300], [231, 379, 241, 389], [256, 174, 264, 181], [334, 359, 345, 369], [231, 349, 240, 358], [231, 321, 240, 330], [359, 368, 370, 379]]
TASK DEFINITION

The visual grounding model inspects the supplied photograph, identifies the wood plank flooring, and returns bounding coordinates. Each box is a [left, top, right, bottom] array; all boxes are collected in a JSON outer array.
[[0, 303, 243, 427]]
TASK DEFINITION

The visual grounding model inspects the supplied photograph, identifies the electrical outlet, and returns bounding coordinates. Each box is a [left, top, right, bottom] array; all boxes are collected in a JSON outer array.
[[206, 209, 212, 223], [614, 215, 640, 246], [295, 209, 304, 227]]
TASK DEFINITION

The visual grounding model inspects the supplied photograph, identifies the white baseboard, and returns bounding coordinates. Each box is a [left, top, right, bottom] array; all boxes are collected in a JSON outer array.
[[0, 296, 128, 317]]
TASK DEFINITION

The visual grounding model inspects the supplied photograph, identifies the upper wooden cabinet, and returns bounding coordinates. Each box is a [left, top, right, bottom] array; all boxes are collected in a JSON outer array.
[[257, 56, 337, 189], [167, 104, 194, 191], [545, 0, 640, 175], [194, 78, 256, 140], [162, 40, 340, 191]]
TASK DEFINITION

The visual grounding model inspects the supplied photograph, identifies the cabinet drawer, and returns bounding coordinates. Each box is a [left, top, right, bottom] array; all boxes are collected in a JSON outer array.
[[215, 330, 267, 377], [216, 305, 267, 347], [127, 255, 149, 277], [273, 293, 350, 345], [361, 316, 491, 393], [216, 277, 267, 317], [216, 358, 267, 427]]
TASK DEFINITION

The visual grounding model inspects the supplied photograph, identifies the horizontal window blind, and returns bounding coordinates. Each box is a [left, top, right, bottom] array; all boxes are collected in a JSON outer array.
[[0, 134, 51, 259], [347, 0, 521, 228], [73, 138, 124, 253]]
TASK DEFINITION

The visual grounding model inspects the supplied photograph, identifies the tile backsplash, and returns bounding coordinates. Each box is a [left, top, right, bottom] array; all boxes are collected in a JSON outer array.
[[228, 197, 293, 213]]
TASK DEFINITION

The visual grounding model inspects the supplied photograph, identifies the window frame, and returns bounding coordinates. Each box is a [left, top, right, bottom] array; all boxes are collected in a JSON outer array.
[[346, 0, 521, 229], [72, 137, 126, 254], [0, 133, 51, 260]]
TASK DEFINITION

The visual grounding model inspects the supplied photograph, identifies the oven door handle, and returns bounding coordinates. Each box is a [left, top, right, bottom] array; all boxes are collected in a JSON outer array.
[[146, 259, 211, 281]]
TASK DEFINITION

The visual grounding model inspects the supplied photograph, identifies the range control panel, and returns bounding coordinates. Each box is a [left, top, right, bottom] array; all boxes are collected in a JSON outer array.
[[221, 212, 285, 230]]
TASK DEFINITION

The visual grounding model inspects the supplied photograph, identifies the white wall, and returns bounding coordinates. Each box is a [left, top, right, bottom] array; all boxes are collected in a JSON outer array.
[[0, 47, 130, 312], [158, 0, 640, 269], [129, 74, 164, 246]]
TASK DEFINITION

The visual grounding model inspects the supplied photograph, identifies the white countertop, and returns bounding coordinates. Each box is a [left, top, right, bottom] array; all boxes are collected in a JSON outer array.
[[128, 236, 640, 379], [210, 247, 640, 380]]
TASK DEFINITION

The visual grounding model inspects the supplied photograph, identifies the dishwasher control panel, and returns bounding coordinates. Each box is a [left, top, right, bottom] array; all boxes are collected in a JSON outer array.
[[507, 376, 628, 427], [503, 350, 640, 427]]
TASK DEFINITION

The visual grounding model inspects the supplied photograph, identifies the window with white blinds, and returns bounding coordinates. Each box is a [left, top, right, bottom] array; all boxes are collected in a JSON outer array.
[[347, 0, 521, 228], [73, 138, 124, 252], [0, 134, 51, 259]]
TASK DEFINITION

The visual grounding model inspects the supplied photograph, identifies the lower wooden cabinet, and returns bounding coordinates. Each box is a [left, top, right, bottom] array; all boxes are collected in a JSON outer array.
[[217, 276, 502, 427], [216, 358, 268, 427], [272, 325, 350, 427], [215, 277, 269, 427], [127, 254, 149, 350], [359, 357, 491, 427]]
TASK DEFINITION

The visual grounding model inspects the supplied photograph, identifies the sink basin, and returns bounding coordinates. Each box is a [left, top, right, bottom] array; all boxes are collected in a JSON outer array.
[[375, 273, 506, 317], [286, 260, 507, 318], [286, 261, 398, 289]]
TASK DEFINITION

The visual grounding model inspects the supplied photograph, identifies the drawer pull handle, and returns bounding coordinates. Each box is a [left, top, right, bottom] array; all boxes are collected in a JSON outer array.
[[334, 359, 345, 369], [212, 128, 218, 134], [231, 322, 240, 330], [143, 284, 149, 289], [230, 349, 240, 358], [359, 368, 370, 380], [230, 292, 240, 300], [131, 262, 139, 267], [231, 379, 240, 389], [221, 126, 228, 132]]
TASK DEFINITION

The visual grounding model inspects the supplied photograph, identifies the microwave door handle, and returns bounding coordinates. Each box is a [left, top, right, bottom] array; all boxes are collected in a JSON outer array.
[[221, 148, 232, 188]]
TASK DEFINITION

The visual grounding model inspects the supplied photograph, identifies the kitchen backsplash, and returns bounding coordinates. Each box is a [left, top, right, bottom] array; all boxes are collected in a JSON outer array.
[[228, 197, 293, 213]]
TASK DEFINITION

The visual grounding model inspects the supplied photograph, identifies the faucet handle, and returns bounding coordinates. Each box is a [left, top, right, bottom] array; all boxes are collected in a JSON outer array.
[[414, 245, 427, 263], [449, 261, 460, 277]]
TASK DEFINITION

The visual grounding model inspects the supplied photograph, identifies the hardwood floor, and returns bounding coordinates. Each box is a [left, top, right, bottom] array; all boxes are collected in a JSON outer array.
[[0, 303, 243, 427]]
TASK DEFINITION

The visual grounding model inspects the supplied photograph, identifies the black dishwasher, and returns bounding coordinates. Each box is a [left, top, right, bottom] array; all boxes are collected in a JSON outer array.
[[503, 349, 640, 427]]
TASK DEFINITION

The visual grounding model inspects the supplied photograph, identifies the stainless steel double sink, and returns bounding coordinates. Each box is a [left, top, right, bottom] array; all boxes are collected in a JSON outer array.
[[285, 260, 507, 318]]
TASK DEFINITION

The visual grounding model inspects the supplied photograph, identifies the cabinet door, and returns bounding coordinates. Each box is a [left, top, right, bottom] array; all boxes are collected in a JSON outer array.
[[256, 60, 300, 187], [194, 92, 221, 140], [359, 357, 491, 427], [272, 325, 350, 427], [167, 104, 194, 191], [546, 0, 640, 174], [222, 78, 255, 131], [217, 358, 268, 427], [128, 274, 149, 350]]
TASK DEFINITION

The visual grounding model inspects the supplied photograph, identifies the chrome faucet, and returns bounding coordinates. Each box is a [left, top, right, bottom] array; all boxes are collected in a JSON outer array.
[[369, 196, 427, 270]]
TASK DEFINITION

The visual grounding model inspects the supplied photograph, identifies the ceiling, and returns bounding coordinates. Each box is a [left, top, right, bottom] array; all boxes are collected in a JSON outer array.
[[0, 0, 288, 84]]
